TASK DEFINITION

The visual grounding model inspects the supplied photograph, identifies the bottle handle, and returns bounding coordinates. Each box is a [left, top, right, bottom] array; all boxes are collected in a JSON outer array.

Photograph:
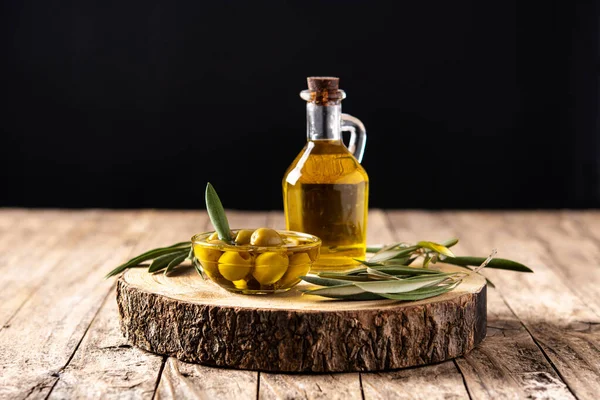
[[341, 113, 367, 163]]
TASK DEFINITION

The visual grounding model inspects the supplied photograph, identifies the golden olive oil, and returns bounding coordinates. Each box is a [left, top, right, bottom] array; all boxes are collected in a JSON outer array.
[[283, 140, 369, 271]]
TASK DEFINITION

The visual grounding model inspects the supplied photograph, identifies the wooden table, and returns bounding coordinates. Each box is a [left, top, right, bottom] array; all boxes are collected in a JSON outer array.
[[0, 208, 598, 400]]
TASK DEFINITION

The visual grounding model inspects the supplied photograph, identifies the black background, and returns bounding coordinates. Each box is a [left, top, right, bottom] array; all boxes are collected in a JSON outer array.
[[2, 1, 599, 211]]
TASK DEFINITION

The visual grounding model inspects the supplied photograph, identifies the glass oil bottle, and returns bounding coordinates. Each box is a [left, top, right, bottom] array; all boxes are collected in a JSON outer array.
[[282, 77, 369, 271]]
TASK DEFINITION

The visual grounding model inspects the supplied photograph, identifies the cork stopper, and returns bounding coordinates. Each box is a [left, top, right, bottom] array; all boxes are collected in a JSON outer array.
[[304, 76, 345, 105], [307, 77, 339, 92]]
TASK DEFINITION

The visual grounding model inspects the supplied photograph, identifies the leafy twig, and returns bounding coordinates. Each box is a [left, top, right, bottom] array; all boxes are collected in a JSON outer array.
[[300, 240, 532, 301]]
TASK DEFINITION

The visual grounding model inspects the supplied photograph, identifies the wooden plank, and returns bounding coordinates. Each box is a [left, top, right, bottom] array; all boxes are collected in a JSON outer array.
[[0, 208, 34, 250], [361, 362, 469, 400], [259, 373, 362, 400], [156, 358, 258, 400], [0, 209, 75, 270], [569, 211, 600, 243], [154, 210, 263, 399], [0, 208, 26, 231], [0, 210, 101, 328], [47, 285, 163, 399], [48, 210, 208, 400], [0, 210, 153, 399], [0, 208, 39, 233], [386, 210, 576, 400], [444, 211, 600, 400], [456, 289, 575, 399], [500, 211, 600, 317]]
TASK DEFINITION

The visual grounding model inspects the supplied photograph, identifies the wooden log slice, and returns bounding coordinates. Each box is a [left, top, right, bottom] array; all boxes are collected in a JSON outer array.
[[117, 265, 486, 373]]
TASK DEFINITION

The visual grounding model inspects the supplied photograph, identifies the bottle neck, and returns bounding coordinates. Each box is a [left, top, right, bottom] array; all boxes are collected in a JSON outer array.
[[306, 103, 342, 141]]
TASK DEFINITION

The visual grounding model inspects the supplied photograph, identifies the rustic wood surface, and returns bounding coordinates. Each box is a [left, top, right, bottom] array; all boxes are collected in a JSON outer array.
[[0, 208, 598, 400]]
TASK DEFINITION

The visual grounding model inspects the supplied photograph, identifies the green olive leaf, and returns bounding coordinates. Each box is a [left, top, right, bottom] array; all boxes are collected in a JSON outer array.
[[401, 256, 418, 266], [104, 242, 192, 278], [302, 291, 386, 300], [367, 239, 457, 256], [192, 257, 205, 279], [383, 256, 412, 265], [366, 267, 403, 280], [148, 250, 189, 273], [417, 241, 456, 258], [205, 182, 233, 242], [377, 282, 459, 300], [368, 245, 420, 263], [441, 238, 459, 248], [366, 245, 384, 253], [355, 259, 385, 267], [300, 275, 353, 287], [316, 271, 371, 281], [353, 273, 458, 294], [441, 256, 533, 272], [164, 252, 189, 275], [302, 283, 367, 297], [368, 265, 444, 276]]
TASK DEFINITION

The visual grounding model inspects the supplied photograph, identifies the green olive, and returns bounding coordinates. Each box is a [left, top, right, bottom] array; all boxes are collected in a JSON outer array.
[[207, 239, 227, 246], [233, 279, 248, 290], [193, 244, 222, 279], [252, 252, 289, 285], [218, 251, 253, 281], [234, 229, 254, 245], [278, 253, 311, 287], [284, 237, 300, 246], [250, 228, 284, 246], [208, 231, 234, 241]]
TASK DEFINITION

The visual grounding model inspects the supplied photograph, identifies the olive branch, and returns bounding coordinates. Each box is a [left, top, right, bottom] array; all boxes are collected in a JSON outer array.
[[297, 238, 532, 300]]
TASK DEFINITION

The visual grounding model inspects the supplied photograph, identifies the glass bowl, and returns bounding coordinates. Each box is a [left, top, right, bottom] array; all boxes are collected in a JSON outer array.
[[191, 229, 321, 294]]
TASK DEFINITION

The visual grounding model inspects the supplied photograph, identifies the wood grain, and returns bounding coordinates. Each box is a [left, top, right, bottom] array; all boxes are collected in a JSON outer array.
[[155, 358, 258, 400], [0, 210, 101, 328], [502, 211, 600, 317], [1, 209, 598, 399], [0, 209, 49, 261], [447, 211, 600, 400], [361, 361, 470, 400], [47, 211, 205, 399], [456, 289, 575, 400], [386, 210, 576, 400], [259, 372, 362, 400], [570, 211, 600, 244], [47, 286, 163, 400], [0, 211, 146, 399]]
